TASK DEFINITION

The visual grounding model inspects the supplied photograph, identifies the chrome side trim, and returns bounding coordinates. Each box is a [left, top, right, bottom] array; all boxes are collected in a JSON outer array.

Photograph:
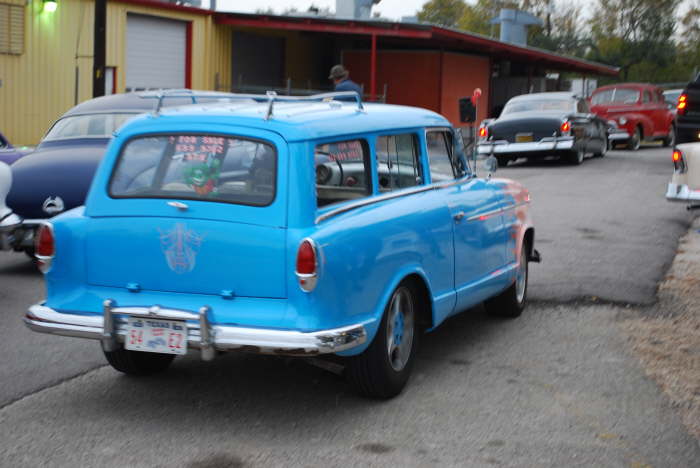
[[465, 200, 530, 222], [315, 177, 475, 224], [25, 301, 368, 356], [466, 207, 502, 221]]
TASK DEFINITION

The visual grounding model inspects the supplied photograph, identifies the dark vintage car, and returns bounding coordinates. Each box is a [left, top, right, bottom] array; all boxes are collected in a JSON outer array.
[[0, 131, 33, 166], [477, 92, 608, 166], [675, 75, 700, 145], [590, 83, 675, 150], [0, 90, 233, 255]]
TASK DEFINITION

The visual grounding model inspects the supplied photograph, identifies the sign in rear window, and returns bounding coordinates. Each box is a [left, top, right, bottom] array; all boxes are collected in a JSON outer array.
[[110, 134, 276, 206]]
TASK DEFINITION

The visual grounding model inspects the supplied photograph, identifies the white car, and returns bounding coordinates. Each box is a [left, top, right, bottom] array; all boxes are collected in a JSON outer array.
[[666, 142, 700, 208]]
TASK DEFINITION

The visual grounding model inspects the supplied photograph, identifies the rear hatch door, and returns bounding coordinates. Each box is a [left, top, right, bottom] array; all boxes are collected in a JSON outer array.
[[85, 129, 289, 299]]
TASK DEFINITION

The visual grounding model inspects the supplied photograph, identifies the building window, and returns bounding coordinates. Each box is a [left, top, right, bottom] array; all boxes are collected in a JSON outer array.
[[0, 3, 24, 55]]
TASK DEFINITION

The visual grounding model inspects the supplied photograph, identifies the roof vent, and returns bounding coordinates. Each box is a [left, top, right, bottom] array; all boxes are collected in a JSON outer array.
[[490, 9, 542, 46], [335, 0, 381, 19]]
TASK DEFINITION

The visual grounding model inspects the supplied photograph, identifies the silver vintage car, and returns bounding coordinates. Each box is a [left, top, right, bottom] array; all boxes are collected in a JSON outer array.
[[666, 143, 700, 209]]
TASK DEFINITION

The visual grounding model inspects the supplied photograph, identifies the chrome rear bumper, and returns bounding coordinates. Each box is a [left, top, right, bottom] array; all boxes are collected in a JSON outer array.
[[666, 182, 700, 203], [477, 137, 574, 155], [25, 300, 367, 359]]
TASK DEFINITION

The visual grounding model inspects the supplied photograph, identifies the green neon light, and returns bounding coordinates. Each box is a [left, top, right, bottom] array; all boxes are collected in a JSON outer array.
[[43, 0, 58, 13]]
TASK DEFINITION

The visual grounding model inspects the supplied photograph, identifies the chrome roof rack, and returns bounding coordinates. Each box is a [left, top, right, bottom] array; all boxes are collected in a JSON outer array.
[[140, 89, 365, 118]]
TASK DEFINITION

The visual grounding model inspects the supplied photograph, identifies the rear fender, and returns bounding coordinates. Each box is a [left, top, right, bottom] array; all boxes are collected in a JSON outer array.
[[335, 264, 434, 357]]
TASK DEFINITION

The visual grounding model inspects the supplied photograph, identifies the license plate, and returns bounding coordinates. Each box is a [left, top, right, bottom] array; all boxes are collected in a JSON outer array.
[[515, 133, 533, 142], [125, 317, 187, 355]]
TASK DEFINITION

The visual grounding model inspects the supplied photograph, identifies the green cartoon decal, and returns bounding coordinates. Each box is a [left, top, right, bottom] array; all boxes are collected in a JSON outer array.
[[183, 157, 221, 196]]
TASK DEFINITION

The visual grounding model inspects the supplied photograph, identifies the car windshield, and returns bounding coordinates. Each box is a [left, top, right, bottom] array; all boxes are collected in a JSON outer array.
[[591, 88, 640, 105], [502, 99, 572, 114], [110, 134, 276, 206], [664, 90, 681, 105], [43, 113, 137, 141]]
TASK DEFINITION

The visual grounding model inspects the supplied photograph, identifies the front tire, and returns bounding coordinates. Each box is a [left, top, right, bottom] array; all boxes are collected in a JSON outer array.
[[485, 243, 529, 318], [567, 147, 585, 165], [627, 127, 641, 151], [593, 135, 608, 157], [345, 281, 419, 399], [102, 343, 175, 376], [663, 125, 675, 147]]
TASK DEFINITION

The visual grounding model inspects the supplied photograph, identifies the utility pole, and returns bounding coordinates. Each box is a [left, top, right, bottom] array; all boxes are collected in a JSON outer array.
[[93, 0, 107, 97]]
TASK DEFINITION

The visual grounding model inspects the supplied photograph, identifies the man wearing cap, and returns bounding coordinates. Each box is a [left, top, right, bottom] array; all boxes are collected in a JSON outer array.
[[329, 65, 362, 101]]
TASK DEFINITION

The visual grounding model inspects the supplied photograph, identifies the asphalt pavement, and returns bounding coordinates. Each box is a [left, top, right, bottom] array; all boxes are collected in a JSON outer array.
[[0, 144, 698, 467]]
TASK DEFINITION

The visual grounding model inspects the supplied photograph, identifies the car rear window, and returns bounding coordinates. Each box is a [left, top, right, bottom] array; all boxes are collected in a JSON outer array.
[[44, 113, 137, 140], [502, 99, 572, 114], [110, 134, 276, 206], [591, 88, 640, 105]]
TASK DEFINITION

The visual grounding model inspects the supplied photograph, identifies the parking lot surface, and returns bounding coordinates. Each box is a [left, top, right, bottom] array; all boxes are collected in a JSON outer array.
[[1, 145, 698, 466]]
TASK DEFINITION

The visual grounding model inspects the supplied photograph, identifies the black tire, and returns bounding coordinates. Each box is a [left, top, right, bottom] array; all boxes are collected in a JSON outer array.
[[345, 280, 420, 399], [496, 156, 510, 168], [484, 243, 529, 318], [567, 147, 585, 165], [102, 343, 175, 376], [663, 125, 675, 147], [627, 127, 641, 151], [593, 135, 608, 157]]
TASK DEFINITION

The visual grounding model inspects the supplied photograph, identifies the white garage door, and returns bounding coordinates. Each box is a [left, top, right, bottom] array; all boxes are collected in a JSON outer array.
[[126, 14, 186, 91]]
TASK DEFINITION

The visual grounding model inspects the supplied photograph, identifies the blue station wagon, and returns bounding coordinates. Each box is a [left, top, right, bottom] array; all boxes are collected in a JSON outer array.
[[11, 92, 540, 398]]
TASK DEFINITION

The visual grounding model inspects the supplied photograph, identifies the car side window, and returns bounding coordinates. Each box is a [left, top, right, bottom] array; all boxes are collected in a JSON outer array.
[[375, 134, 422, 192], [426, 130, 457, 182], [315, 139, 371, 208], [643, 91, 652, 103]]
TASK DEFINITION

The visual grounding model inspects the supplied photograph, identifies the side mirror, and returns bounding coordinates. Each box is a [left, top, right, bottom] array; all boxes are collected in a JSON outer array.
[[459, 97, 477, 123]]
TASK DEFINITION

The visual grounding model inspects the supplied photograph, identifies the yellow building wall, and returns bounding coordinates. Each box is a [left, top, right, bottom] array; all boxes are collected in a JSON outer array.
[[0, 0, 94, 145], [0, 0, 223, 145]]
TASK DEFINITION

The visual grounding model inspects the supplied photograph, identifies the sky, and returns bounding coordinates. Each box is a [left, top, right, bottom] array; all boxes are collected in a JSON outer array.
[[213, 0, 598, 20], [215, 0, 425, 19]]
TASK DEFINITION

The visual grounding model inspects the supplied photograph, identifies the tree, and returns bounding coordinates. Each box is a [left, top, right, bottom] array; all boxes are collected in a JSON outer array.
[[586, 0, 682, 81], [417, 0, 466, 28]]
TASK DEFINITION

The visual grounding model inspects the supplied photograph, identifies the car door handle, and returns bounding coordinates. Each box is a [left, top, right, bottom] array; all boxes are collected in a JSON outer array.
[[453, 211, 465, 222]]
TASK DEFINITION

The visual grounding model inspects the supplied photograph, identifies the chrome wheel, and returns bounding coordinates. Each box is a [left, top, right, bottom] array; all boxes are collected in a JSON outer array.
[[515, 247, 528, 305], [386, 286, 415, 372], [629, 128, 641, 151], [664, 125, 675, 147]]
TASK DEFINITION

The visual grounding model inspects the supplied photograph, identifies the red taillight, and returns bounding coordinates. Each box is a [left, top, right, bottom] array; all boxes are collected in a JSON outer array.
[[677, 94, 687, 114], [561, 121, 571, 133], [296, 239, 316, 275], [478, 126, 488, 138], [295, 239, 318, 292], [673, 149, 686, 173], [35, 224, 54, 258]]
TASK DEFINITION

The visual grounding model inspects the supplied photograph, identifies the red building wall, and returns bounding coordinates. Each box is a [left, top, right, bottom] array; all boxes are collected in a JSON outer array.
[[342, 50, 490, 126], [343, 50, 441, 113], [440, 52, 490, 125]]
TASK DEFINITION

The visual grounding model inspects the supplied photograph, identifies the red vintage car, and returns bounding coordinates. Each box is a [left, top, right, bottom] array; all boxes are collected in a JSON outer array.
[[590, 83, 675, 151]]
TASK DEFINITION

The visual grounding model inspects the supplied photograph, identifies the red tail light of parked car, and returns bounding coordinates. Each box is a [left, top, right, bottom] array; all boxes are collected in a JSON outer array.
[[35, 223, 55, 273]]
